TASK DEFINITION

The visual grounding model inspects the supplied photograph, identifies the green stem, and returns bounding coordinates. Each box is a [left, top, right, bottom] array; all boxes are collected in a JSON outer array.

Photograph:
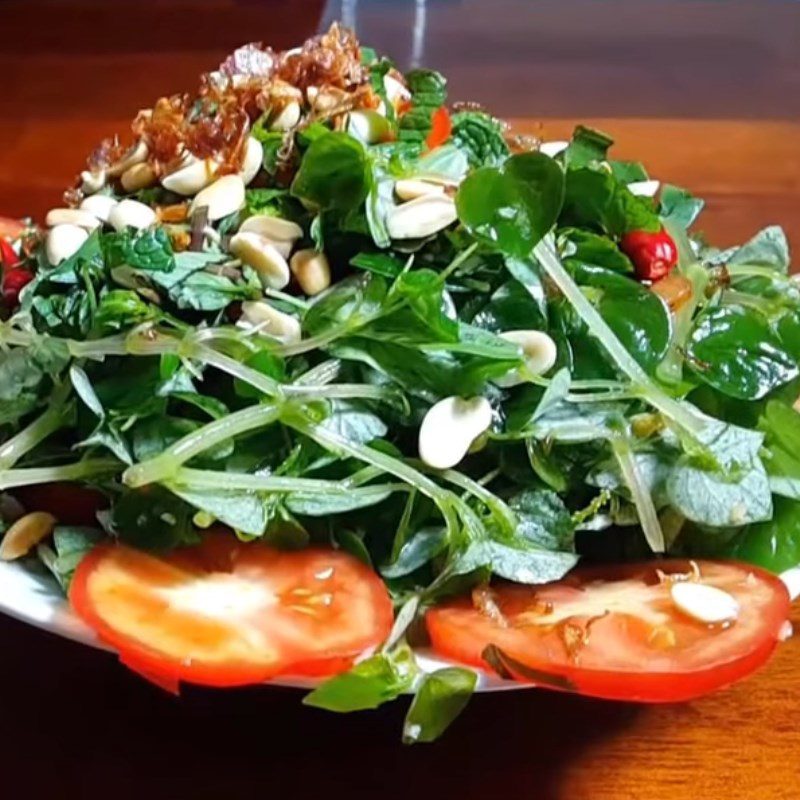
[[287, 412, 443, 500], [476, 468, 501, 487], [529, 375, 627, 391], [722, 290, 775, 315], [565, 390, 637, 403], [127, 330, 384, 404], [0, 328, 35, 348], [279, 246, 478, 359], [726, 263, 789, 281], [0, 458, 121, 490], [285, 383, 398, 402], [278, 327, 351, 357], [0, 326, 128, 359], [534, 239, 705, 437], [124, 403, 281, 487], [172, 467, 409, 497], [658, 223, 709, 384], [174, 469, 340, 492], [408, 458, 516, 538], [571, 488, 612, 526], [264, 288, 310, 310], [285, 409, 461, 537], [72, 336, 129, 359], [439, 242, 479, 282], [203, 340, 394, 405], [124, 326, 182, 358], [438, 468, 517, 538], [194, 326, 264, 351], [660, 272, 709, 381], [196, 345, 284, 399], [535, 239, 649, 384], [294, 359, 341, 386], [390, 490, 418, 561], [0, 385, 72, 470], [611, 435, 664, 553], [343, 466, 384, 487]]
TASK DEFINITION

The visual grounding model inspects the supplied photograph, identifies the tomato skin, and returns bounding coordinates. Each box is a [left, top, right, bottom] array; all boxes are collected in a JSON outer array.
[[70, 536, 394, 689], [13, 482, 107, 526], [620, 229, 678, 282], [728, 497, 800, 573], [426, 106, 452, 150], [427, 560, 791, 703], [492, 634, 782, 703]]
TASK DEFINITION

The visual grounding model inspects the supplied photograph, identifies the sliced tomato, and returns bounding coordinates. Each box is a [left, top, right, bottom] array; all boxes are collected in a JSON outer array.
[[426, 106, 452, 150], [69, 534, 393, 688], [427, 560, 791, 702], [13, 482, 107, 526]]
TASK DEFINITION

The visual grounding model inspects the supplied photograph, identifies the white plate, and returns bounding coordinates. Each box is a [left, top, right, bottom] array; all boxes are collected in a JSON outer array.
[[0, 559, 525, 692]]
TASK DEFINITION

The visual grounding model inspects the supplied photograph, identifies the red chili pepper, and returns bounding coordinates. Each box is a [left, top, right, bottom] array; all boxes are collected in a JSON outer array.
[[2, 267, 34, 308], [426, 106, 452, 150], [0, 237, 20, 269], [619, 228, 678, 282]]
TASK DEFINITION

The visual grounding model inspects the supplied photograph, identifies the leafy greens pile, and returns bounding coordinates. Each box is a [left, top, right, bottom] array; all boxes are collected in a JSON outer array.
[[2, 29, 800, 739]]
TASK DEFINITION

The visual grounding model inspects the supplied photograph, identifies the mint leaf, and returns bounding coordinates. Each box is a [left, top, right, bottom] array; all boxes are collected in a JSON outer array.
[[103, 228, 174, 272], [303, 648, 415, 712], [659, 184, 704, 229], [291, 132, 369, 212], [728, 226, 790, 272], [563, 125, 614, 168], [398, 69, 447, 143], [381, 527, 447, 578], [403, 668, 477, 744], [456, 152, 565, 259], [687, 306, 797, 400], [666, 421, 772, 527], [450, 111, 509, 167], [561, 167, 660, 235], [40, 526, 103, 590]]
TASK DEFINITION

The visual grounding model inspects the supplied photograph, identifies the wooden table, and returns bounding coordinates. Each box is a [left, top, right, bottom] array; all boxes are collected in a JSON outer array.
[[1, 2, 799, 798]]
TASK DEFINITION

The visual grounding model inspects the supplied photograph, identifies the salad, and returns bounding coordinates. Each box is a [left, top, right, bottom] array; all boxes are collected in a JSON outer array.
[[0, 23, 797, 742]]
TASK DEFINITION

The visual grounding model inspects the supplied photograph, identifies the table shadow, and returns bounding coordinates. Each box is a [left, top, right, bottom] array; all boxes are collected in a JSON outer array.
[[0, 615, 645, 800]]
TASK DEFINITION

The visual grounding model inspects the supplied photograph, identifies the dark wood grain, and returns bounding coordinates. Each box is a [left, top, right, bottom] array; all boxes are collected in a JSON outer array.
[[323, 0, 800, 119], [1, 605, 798, 800], [1, 2, 799, 798]]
